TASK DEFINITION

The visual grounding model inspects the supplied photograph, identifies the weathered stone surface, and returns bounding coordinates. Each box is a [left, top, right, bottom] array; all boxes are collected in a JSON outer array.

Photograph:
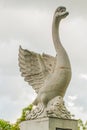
[[26, 96, 72, 120], [20, 117, 78, 130]]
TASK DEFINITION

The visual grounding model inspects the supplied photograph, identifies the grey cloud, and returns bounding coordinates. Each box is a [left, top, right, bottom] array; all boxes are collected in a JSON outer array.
[[0, 76, 36, 122], [1, 0, 87, 17]]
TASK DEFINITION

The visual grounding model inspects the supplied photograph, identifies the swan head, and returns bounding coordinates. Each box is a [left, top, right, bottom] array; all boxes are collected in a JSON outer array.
[[54, 6, 69, 20]]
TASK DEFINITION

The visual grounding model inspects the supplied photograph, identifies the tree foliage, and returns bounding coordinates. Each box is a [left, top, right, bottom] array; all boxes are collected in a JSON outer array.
[[0, 119, 12, 130], [17, 104, 33, 122], [0, 119, 20, 130], [78, 119, 87, 130]]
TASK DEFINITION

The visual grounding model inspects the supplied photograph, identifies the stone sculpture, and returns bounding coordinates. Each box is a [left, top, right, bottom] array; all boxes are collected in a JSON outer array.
[[18, 6, 72, 120]]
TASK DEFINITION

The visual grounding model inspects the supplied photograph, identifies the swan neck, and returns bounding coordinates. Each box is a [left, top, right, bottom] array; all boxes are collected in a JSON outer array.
[[52, 16, 71, 69], [52, 17, 62, 52]]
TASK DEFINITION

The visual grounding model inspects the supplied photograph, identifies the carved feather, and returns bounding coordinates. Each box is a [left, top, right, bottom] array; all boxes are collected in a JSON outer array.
[[18, 46, 56, 93]]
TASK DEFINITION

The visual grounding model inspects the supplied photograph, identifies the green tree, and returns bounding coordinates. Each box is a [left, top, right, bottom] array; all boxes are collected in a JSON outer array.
[[0, 119, 12, 130], [18, 104, 33, 122], [0, 119, 20, 130], [78, 119, 87, 130]]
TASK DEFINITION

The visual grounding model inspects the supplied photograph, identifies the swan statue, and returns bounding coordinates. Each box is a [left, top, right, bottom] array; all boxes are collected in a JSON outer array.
[[18, 6, 72, 120]]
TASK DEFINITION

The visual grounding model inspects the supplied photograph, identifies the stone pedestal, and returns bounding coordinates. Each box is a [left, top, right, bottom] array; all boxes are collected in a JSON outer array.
[[20, 117, 78, 130]]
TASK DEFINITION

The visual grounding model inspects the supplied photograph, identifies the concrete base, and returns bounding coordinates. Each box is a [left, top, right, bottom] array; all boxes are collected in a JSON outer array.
[[20, 117, 78, 130]]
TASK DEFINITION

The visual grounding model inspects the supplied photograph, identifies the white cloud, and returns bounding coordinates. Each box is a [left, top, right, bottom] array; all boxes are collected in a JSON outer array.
[[68, 95, 77, 101], [67, 103, 87, 122], [65, 95, 87, 122], [79, 74, 87, 80], [0, 75, 36, 122]]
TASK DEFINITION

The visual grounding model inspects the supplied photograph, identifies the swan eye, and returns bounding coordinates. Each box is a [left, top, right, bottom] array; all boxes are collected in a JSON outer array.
[[61, 8, 66, 12]]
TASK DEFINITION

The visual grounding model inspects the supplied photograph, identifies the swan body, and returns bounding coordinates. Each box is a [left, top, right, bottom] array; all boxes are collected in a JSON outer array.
[[18, 6, 72, 119]]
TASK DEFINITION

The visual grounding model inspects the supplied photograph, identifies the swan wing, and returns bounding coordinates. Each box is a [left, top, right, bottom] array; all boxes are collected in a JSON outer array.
[[42, 53, 56, 74], [18, 46, 56, 93]]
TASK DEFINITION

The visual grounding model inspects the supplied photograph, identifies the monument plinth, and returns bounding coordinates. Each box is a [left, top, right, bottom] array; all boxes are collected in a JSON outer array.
[[20, 117, 78, 130]]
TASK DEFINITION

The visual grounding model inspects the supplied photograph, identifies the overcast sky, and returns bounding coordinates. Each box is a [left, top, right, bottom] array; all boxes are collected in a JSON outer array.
[[0, 0, 87, 123]]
